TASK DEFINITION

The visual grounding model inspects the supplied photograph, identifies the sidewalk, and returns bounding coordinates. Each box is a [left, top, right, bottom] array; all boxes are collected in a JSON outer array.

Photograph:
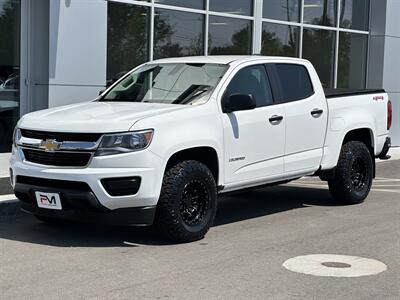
[[386, 146, 400, 161]]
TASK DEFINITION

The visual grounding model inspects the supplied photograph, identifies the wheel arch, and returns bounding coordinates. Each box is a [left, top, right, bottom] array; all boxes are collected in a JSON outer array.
[[165, 146, 220, 185], [319, 127, 376, 180], [342, 127, 375, 154]]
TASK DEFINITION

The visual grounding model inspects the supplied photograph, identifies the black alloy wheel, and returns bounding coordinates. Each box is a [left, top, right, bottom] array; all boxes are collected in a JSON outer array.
[[156, 160, 217, 243], [328, 141, 373, 204]]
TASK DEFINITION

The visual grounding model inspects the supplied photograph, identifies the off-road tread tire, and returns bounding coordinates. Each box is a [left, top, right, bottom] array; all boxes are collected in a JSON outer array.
[[156, 160, 217, 243], [328, 141, 373, 204]]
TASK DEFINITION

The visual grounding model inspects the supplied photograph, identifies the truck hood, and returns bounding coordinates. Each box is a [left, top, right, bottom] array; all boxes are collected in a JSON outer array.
[[19, 101, 188, 133]]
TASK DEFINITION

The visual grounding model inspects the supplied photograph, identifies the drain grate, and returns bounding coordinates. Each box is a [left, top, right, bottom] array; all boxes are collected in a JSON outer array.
[[283, 254, 387, 277]]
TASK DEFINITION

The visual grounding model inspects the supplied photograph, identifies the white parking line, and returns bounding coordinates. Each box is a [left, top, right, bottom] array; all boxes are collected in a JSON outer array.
[[370, 189, 400, 194], [287, 182, 400, 194], [371, 184, 400, 187], [287, 183, 328, 189], [0, 194, 17, 202], [375, 177, 400, 182]]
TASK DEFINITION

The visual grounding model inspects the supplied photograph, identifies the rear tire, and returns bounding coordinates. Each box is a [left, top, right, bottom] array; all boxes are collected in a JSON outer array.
[[328, 141, 373, 204], [155, 160, 217, 243]]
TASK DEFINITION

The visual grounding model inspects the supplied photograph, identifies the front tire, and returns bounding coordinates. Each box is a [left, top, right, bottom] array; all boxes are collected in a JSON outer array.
[[328, 141, 373, 204], [155, 160, 217, 243]]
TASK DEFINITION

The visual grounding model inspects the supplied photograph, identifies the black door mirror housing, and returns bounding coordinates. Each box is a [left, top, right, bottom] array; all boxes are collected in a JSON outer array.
[[223, 94, 256, 113]]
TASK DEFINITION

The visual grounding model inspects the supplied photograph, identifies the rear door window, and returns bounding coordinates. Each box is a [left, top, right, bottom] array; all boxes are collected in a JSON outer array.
[[273, 64, 314, 102]]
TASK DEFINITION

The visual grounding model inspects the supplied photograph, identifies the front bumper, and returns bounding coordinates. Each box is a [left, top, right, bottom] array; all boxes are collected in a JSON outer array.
[[21, 203, 156, 226], [10, 146, 165, 213], [14, 175, 156, 225]]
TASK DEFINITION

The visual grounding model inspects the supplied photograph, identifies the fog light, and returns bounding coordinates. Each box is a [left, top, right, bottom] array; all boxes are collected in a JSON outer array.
[[101, 177, 141, 196]]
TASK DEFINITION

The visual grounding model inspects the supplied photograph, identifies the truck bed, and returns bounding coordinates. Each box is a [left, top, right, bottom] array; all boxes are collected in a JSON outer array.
[[324, 88, 386, 99]]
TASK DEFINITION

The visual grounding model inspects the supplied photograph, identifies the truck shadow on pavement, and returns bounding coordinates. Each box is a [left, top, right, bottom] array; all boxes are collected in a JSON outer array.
[[0, 185, 338, 247]]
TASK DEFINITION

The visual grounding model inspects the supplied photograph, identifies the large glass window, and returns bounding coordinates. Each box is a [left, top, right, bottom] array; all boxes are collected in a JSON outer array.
[[338, 32, 367, 88], [154, 9, 204, 60], [261, 23, 299, 57], [339, 0, 369, 31], [303, 0, 337, 27], [102, 63, 228, 105], [209, 0, 253, 16], [225, 65, 274, 107], [107, 3, 150, 85], [263, 0, 301, 22], [302, 28, 335, 87], [154, 0, 204, 10], [208, 16, 252, 55], [0, 0, 20, 153]]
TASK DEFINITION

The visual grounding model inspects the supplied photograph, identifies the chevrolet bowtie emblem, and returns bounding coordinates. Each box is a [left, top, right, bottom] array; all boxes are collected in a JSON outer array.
[[40, 139, 62, 152]]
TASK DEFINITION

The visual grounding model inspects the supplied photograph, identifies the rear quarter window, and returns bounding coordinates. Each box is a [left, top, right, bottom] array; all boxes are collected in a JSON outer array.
[[274, 64, 314, 102]]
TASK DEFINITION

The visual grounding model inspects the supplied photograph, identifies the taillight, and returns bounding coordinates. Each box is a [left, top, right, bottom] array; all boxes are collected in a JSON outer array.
[[387, 100, 392, 130]]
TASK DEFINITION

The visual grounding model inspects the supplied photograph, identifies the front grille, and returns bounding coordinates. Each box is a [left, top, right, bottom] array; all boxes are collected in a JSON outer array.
[[23, 149, 92, 167], [20, 129, 102, 142]]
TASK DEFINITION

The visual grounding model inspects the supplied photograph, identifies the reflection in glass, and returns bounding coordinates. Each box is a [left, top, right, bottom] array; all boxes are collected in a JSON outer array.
[[0, 0, 20, 153], [209, 0, 253, 16], [302, 28, 335, 87], [304, 0, 337, 27], [102, 63, 228, 105], [154, 0, 204, 10], [107, 3, 150, 84], [263, 0, 301, 22], [261, 22, 299, 57], [208, 16, 252, 55], [340, 0, 369, 31], [338, 32, 367, 88], [154, 9, 204, 60]]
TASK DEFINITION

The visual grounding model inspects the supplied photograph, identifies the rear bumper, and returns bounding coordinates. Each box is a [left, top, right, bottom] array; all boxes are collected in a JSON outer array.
[[15, 180, 156, 226]]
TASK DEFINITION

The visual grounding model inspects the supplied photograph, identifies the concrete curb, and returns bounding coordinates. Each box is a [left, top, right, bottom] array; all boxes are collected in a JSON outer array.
[[0, 199, 21, 219]]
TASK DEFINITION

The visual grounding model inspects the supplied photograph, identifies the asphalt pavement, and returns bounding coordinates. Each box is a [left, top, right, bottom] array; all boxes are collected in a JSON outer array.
[[0, 160, 399, 299]]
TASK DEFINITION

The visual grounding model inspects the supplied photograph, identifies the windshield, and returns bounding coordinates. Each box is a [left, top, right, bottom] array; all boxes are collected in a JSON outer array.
[[101, 63, 228, 105]]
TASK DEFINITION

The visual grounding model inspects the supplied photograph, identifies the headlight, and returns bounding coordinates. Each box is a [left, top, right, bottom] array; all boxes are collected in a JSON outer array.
[[13, 128, 21, 147], [95, 129, 154, 156]]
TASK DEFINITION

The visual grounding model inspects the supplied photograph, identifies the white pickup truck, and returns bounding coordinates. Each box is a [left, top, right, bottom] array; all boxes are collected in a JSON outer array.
[[10, 56, 392, 242]]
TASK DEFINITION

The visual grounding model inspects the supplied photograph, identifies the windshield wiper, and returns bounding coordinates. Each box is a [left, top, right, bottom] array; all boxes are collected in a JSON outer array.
[[173, 85, 211, 105]]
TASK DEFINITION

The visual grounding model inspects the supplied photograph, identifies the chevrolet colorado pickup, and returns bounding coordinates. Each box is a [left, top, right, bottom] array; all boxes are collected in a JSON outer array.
[[10, 56, 392, 242]]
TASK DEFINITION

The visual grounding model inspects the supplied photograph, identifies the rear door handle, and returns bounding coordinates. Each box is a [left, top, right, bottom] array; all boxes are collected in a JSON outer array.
[[311, 108, 324, 117], [269, 115, 283, 124]]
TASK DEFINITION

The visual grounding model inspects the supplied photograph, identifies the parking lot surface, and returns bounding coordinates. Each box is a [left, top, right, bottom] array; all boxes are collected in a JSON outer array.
[[1, 160, 399, 299]]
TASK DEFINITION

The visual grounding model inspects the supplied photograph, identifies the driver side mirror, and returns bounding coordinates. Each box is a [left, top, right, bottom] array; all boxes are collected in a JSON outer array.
[[222, 94, 256, 113]]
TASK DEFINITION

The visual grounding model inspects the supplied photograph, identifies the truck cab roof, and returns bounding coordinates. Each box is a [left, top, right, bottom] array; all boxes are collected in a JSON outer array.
[[150, 55, 310, 66]]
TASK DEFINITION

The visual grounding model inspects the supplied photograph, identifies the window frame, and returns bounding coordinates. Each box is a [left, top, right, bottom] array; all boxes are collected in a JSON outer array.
[[267, 63, 315, 103]]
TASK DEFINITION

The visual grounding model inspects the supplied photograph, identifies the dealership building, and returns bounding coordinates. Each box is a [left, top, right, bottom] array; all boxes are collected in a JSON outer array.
[[0, 0, 399, 173]]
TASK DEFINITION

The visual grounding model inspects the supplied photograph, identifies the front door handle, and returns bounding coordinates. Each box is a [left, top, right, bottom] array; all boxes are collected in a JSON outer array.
[[269, 115, 283, 124], [311, 108, 324, 117]]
